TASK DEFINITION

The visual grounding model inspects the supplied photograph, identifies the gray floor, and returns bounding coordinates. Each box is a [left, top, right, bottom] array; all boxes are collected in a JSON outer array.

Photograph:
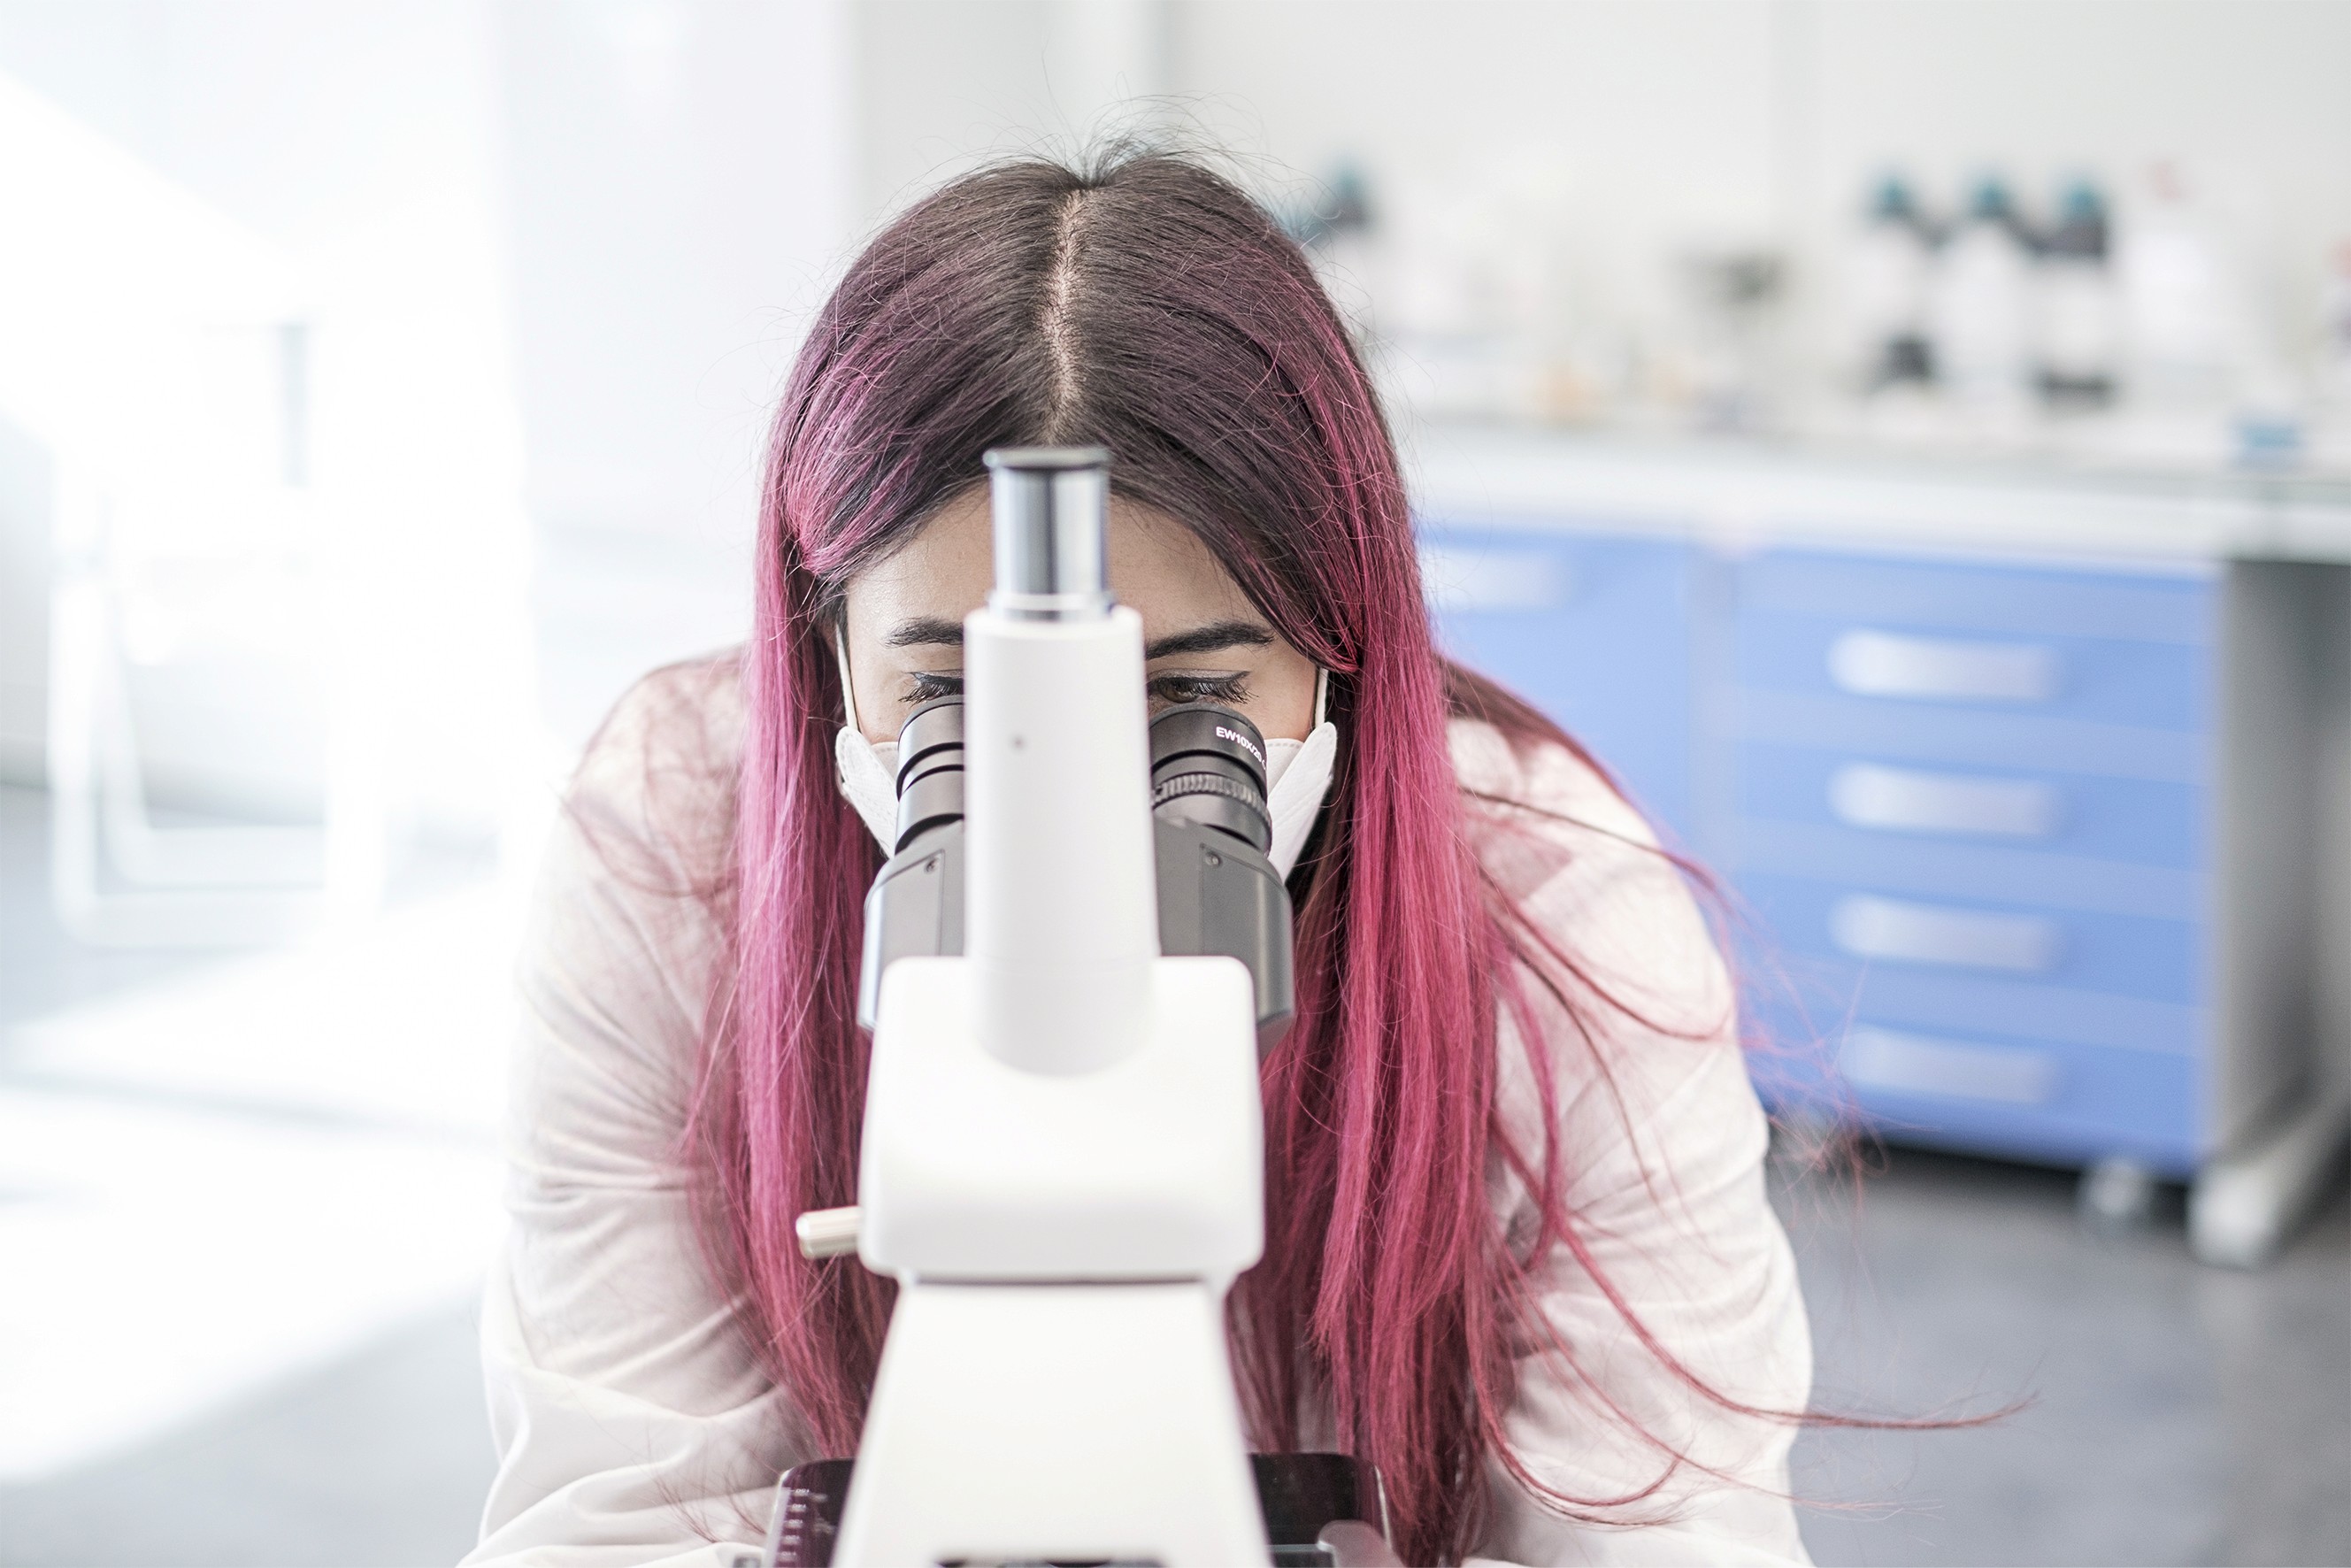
[[0, 1306, 495, 1568], [4, 773, 2347, 1567], [0, 781, 503, 1567], [1784, 1149, 2349, 1567]]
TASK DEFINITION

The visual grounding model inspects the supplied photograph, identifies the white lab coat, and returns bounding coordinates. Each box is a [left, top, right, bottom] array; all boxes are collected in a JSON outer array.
[[465, 658, 1814, 1568]]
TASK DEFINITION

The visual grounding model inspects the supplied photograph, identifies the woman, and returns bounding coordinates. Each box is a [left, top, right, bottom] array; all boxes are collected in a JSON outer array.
[[469, 152, 1812, 1568]]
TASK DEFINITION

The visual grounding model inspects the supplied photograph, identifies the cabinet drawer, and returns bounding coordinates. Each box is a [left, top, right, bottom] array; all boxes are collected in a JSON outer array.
[[1731, 550, 2214, 757], [1831, 1026, 2203, 1174], [1729, 816, 2204, 921], [1419, 526, 1695, 836], [1734, 742, 2206, 871], [1739, 872, 2204, 1006], [1733, 610, 2212, 735], [1734, 550, 2216, 646]]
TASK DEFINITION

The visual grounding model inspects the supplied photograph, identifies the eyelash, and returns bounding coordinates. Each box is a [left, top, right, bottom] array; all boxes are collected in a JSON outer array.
[[900, 672, 1249, 706], [1152, 672, 1248, 706], [906, 671, 963, 704]]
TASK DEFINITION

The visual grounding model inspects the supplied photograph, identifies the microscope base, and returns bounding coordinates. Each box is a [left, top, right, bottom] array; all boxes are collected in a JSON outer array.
[[832, 1279, 1270, 1566]]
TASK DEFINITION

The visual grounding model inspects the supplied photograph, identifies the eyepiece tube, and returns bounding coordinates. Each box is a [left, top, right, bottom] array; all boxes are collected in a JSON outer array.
[[1149, 703, 1273, 856], [984, 446, 1111, 620], [890, 696, 964, 855]]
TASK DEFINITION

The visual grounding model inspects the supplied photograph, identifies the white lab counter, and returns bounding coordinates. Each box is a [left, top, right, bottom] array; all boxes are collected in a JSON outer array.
[[1407, 423, 2351, 567]]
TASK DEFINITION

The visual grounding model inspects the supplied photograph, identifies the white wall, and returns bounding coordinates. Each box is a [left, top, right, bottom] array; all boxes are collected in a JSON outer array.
[[496, 0, 854, 546], [854, 0, 1168, 221], [496, 1, 857, 746], [852, 0, 2351, 380], [1177, 1, 1781, 317]]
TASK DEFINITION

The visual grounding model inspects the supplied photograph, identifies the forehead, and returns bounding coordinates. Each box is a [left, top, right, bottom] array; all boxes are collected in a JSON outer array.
[[843, 487, 1258, 634]]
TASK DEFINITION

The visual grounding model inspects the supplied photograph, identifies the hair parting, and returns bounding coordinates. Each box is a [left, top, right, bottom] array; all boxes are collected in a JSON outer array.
[[1041, 188, 1091, 423]]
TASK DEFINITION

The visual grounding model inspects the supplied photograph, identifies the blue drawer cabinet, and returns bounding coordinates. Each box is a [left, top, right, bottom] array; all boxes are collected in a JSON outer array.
[[1418, 519, 2228, 1176], [1418, 526, 1698, 840], [1723, 549, 2217, 1173]]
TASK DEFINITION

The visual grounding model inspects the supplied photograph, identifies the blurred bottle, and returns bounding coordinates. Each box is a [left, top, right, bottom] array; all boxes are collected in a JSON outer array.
[[2309, 240, 2351, 469], [2116, 160, 2240, 412], [1847, 173, 1937, 393], [1679, 248, 1786, 430], [2033, 180, 2120, 409], [1293, 161, 1379, 342], [2321, 241, 2351, 406], [1928, 174, 2037, 411], [1290, 163, 1372, 251]]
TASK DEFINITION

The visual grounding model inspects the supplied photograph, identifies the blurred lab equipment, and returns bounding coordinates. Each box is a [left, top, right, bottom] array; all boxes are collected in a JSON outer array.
[[1847, 175, 1940, 393], [0, 75, 386, 947], [2033, 181, 2122, 409], [1678, 248, 1787, 432], [1414, 427, 2351, 1269], [1928, 176, 2038, 417], [47, 433, 388, 947], [788, 448, 1391, 1566], [1828, 161, 2332, 467], [1349, 146, 2342, 480], [2320, 242, 2351, 406], [2117, 160, 2247, 415], [1287, 162, 1374, 251]]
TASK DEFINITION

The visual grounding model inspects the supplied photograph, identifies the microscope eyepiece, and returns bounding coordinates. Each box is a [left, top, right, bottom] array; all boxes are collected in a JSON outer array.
[[983, 445, 1113, 621], [1148, 703, 1272, 856], [891, 696, 964, 855], [861, 693, 1290, 1051], [1147, 702, 1294, 1051]]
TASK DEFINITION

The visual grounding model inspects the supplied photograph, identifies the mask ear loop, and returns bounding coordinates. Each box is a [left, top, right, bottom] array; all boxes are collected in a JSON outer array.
[[834, 619, 863, 736], [1314, 665, 1330, 729]]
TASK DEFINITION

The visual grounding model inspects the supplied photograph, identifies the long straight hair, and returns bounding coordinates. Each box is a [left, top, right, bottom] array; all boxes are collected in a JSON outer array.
[[695, 151, 1725, 1564]]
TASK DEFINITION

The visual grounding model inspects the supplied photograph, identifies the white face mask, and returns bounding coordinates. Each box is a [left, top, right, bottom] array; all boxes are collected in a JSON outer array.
[[835, 724, 908, 850], [1256, 694, 1338, 878], [834, 633, 1336, 877]]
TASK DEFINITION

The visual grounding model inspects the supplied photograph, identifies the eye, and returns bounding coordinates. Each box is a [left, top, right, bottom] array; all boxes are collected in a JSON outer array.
[[1149, 672, 1249, 708], [904, 670, 964, 704], [906, 670, 1247, 707]]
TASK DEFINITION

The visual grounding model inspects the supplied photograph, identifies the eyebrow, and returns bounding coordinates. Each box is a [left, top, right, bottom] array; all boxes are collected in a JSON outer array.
[[882, 616, 964, 649], [883, 616, 1272, 660], [1145, 619, 1273, 660]]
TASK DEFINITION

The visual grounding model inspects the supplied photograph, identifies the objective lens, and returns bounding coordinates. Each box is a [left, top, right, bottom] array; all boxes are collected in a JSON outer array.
[[891, 696, 964, 854], [1148, 703, 1272, 856]]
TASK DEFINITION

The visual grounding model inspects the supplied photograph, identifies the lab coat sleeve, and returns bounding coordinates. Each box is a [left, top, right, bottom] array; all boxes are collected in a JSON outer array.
[[1451, 723, 1814, 1568], [465, 662, 803, 1568]]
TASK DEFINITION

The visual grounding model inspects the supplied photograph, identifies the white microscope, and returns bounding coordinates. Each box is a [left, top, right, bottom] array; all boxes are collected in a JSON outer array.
[[768, 448, 1396, 1568]]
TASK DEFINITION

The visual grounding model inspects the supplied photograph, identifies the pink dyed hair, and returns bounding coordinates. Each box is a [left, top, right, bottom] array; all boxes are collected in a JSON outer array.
[[695, 151, 1744, 1564]]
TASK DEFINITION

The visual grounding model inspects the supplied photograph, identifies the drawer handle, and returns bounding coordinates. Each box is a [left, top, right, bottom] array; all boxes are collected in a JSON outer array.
[[1829, 763, 2061, 839], [1828, 629, 2058, 704], [1829, 894, 2062, 972], [1418, 543, 1571, 612], [1842, 1026, 2062, 1105]]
